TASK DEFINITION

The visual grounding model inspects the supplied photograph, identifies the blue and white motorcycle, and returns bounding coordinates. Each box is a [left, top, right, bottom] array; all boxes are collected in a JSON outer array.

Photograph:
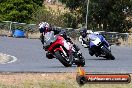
[[88, 34, 115, 60]]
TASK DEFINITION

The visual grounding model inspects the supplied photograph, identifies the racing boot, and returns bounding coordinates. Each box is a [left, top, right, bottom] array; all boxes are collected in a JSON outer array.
[[46, 52, 54, 59], [88, 48, 94, 56], [73, 44, 80, 52]]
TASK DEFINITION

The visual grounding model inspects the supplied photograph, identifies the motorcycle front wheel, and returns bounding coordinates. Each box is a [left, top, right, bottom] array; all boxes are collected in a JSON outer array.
[[101, 46, 115, 60], [74, 53, 85, 67], [55, 51, 72, 67]]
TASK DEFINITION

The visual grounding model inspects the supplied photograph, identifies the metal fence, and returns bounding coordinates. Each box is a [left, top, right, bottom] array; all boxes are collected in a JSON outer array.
[[65, 29, 132, 46], [0, 21, 39, 38], [0, 21, 132, 46]]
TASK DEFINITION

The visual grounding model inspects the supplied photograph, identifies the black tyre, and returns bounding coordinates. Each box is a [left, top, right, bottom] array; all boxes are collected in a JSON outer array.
[[55, 51, 72, 67], [76, 54, 85, 67], [101, 47, 115, 60]]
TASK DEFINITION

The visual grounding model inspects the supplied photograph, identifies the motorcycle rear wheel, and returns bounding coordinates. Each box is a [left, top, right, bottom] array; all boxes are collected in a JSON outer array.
[[55, 51, 72, 67]]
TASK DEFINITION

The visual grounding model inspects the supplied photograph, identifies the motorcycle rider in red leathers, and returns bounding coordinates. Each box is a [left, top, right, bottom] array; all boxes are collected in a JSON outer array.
[[38, 22, 80, 59]]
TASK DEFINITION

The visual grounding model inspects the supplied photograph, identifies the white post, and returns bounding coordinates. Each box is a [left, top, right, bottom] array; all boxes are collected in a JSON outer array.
[[86, 0, 90, 29], [9, 22, 12, 32]]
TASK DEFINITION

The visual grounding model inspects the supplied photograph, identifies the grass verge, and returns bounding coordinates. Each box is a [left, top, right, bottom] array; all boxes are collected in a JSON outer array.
[[0, 73, 131, 88]]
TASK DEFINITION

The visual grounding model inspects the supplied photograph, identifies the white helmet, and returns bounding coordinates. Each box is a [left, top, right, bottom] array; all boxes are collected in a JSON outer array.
[[44, 22, 50, 28], [39, 22, 49, 29]]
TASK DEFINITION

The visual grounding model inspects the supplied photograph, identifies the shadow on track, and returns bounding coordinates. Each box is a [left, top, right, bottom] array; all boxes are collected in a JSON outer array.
[[44, 65, 77, 68], [87, 58, 110, 60]]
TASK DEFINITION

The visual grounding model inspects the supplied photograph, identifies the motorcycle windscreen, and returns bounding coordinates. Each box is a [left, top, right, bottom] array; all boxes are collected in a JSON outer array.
[[44, 31, 57, 45], [88, 34, 97, 41]]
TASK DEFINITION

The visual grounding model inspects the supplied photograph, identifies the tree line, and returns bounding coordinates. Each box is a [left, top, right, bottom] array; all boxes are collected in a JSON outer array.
[[59, 0, 132, 32], [0, 0, 131, 32]]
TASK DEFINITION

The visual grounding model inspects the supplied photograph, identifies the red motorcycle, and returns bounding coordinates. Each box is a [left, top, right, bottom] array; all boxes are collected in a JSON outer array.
[[44, 31, 85, 67]]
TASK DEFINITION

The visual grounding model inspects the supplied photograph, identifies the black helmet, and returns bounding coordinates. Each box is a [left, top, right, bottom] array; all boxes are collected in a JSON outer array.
[[80, 28, 87, 38]]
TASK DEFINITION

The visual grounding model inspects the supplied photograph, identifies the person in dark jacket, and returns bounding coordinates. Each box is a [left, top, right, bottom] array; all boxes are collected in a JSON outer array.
[[38, 22, 80, 59]]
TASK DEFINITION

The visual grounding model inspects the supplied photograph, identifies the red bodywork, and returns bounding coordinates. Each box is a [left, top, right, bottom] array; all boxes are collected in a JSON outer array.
[[47, 35, 65, 53]]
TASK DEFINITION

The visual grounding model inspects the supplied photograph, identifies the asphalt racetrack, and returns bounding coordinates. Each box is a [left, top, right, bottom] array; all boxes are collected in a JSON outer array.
[[0, 36, 132, 73]]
